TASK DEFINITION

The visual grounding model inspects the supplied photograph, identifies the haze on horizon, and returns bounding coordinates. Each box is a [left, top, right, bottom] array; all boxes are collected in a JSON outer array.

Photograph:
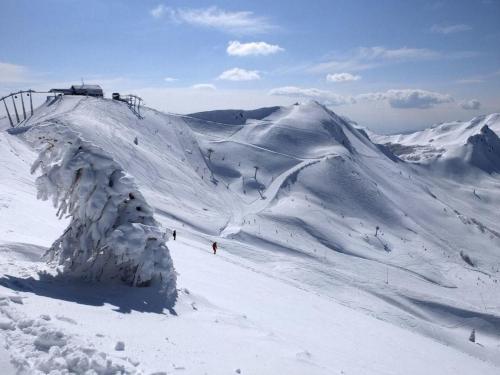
[[0, 0, 499, 133]]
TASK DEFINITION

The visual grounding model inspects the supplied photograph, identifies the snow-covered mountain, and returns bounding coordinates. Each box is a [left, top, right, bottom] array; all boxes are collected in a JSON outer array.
[[0, 96, 499, 374], [372, 114, 500, 173]]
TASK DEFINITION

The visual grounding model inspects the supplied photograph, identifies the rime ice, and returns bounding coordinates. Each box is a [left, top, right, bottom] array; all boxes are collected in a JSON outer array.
[[26, 124, 176, 301]]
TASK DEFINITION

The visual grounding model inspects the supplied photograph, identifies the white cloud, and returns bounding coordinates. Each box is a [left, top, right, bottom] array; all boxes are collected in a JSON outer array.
[[430, 24, 472, 35], [311, 47, 440, 73], [268, 86, 353, 106], [150, 4, 166, 18], [192, 83, 216, 90], [358, 46, 440, 60], [326, 72, 361, 82], [152, 6, 274, 34], [226, 41, 284, 56], [455, 78, 484, 84], [357, 89, 454, 109], [460, 99, 481, 110], [455, 69, 500, 84], [310, 46, 476, 73], [0, 62, 29, 83], [218, 68, 260, 81], [164, 77, 178, 82]]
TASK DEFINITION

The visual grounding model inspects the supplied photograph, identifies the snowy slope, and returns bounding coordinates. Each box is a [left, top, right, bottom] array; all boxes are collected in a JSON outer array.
[[371, 114, 500, 167], [189, 106, 281, 125], [0, 96, 499, 374]]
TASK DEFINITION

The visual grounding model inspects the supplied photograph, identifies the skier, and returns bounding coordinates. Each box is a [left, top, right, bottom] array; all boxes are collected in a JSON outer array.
[[212, 241, 217, 255], [173, 230, 176, 241]]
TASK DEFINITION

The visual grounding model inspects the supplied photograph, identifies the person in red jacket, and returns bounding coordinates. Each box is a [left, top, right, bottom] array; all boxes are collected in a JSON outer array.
[[212, 241, 217, 254]]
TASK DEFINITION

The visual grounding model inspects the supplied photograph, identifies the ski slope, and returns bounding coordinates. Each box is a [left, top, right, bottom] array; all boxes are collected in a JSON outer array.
[[0, 96, 499, 374]]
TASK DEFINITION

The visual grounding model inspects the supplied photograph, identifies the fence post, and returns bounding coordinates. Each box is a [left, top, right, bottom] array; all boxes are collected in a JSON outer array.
[[11, 94, 20, 124], [29, 90, 34, 117], [3, 99, 14, 127], [20, 91, 27, 120]]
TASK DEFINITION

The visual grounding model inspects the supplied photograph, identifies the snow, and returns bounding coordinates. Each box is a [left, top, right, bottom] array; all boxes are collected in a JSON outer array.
[[189, 106, 281, 125], [0, 96, 499, 373], [371, 113, 500, 166], [0, 341, 16, 375], [26, 124, 176, 299]]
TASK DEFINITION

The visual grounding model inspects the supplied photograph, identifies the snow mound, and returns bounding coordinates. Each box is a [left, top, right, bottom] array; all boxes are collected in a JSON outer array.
[[25, 123, 176, 301], [231, 101, 354, 158], [189, 106, 281, 125]]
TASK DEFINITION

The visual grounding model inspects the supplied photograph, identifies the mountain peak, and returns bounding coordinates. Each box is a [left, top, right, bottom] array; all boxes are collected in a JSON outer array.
[[467, 124, 500, 145]]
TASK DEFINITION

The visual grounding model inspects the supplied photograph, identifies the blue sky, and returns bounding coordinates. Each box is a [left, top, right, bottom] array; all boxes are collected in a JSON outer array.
[[1, 0, 499, 132]]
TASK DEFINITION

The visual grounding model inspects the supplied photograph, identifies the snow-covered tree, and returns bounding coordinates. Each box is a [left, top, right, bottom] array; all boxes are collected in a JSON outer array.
[[26, 124, 177, 302]]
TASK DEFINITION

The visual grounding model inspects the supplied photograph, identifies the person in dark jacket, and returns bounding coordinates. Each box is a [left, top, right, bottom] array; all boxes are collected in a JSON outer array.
[[172, 230, 176, 241], [212, 241, 217, 254]]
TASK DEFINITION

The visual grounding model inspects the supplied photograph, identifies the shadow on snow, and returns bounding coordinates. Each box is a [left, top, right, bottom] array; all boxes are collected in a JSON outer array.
[[0, 272, 177, 315]]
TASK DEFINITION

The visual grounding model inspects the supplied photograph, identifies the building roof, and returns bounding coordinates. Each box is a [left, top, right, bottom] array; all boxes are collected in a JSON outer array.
[[71, 84, 102, 90]]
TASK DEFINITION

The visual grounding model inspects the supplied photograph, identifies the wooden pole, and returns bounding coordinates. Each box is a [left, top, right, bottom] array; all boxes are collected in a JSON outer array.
[[20, 92, 27, 120], [29, 90, 34, 116], [3, 99, 13, 127], [11, 95, 20, 124]]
